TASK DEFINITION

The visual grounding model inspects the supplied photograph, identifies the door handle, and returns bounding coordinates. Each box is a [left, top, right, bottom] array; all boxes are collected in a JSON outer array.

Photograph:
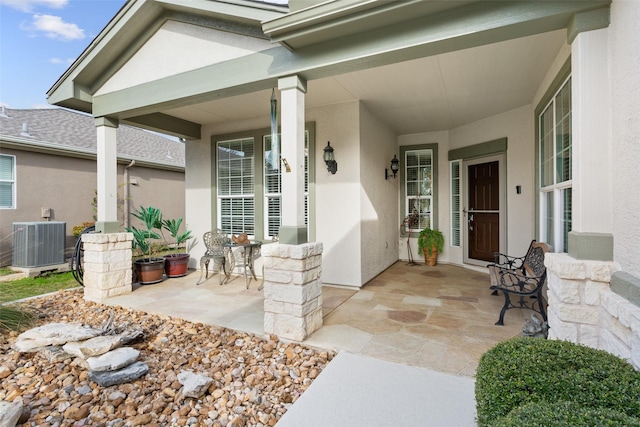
[[468, 213, 474, 231]]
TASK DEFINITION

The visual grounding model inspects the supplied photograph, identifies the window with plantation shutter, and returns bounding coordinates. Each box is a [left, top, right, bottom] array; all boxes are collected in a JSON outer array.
[[0, 155, 16, 209], [263, 131, 309, 239], [450, 160, 461, 246], [538, 76, 572, 252], [217, 138, 255, 236], [405, 149, 433, 231]]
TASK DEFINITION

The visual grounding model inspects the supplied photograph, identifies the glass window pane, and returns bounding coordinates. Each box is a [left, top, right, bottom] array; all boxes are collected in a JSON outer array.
[[0, 155, 14, 180], [450, 160, 461, 246], [538, 77, 571, 252]]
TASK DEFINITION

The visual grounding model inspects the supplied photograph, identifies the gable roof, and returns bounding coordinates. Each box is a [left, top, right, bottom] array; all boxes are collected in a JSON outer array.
[[0, 108, 184, 170]]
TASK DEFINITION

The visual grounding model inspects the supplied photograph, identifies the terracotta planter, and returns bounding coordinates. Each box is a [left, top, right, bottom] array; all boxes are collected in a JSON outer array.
[[423, 247, 439, 266], [133, 258, 165, 284], [164, 253, 190, 278]]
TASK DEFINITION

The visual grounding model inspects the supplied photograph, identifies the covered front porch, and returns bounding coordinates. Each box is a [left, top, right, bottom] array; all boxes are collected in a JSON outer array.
[[102, 262, 525, 376]]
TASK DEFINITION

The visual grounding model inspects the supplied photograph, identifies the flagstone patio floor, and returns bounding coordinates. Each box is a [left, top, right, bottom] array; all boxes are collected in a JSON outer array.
[[104, 261, 526, 377]]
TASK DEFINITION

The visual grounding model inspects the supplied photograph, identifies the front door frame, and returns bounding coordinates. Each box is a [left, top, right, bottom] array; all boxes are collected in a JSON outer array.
[[462, 153, 507, 266]]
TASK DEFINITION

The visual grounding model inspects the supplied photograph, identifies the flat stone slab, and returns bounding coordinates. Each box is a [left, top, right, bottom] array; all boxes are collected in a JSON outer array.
[[13, 323, 103, 352], [0, 400, 23, 427], [88, 361, 149, 387], [63, 334, 123, 359], [87, 347, 140, 372]]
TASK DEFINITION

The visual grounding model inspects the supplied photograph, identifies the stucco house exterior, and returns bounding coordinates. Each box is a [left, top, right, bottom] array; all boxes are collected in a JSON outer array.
[[46, 0, 640, 365], [0, 107, 185, 268]]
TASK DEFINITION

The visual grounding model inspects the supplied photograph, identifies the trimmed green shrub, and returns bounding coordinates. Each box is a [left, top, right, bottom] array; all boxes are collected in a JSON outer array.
[[475, 338, 640, 426], [493, 401, 640, 427]]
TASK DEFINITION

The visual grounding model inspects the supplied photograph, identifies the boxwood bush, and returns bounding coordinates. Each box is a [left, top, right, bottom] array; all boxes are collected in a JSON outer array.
[[492, 401, 640, 427], [475, 337, 640, 426]]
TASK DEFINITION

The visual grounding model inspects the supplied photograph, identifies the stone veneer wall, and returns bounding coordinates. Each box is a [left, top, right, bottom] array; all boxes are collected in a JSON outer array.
[[545, 252, 640, 370], [262, 242, 323, 341], [82, 233, 133, 301]]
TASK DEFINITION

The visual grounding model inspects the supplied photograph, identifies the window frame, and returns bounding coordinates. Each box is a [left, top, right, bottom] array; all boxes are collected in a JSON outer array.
[[450, 160, 461, 247], [536, 72, 572, 253], [400, 144, 439, 234], [0, 154, 16, 209], [212, 123, 315, 242]]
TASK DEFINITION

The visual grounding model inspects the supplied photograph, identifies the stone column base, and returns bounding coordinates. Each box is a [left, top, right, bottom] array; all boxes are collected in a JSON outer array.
[[262, 242, 323, 341], [82, 232, 133, 301]]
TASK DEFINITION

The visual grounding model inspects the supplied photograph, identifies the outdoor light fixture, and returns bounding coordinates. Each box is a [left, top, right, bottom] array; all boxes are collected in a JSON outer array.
[[323, 141, 337, 174], [386, 154, 400, 179]]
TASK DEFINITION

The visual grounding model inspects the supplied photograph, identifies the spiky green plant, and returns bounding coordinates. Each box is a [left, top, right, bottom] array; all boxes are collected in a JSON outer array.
[[126, 206, 162, 259], [161, 217, 193, 254], [0, 305, 35, 331]]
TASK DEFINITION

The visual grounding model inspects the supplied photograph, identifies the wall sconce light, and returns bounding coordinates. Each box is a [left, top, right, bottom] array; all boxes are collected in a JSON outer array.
[[323, 141, 337, 174], [385, 154, 399, 179]]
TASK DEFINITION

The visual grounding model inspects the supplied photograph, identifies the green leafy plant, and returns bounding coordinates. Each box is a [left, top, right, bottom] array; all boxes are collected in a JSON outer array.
[[161, 217, 193, 255], [475, 337, 640, 426], [126, 206, 163, 260], [417, 227, 444, 256]]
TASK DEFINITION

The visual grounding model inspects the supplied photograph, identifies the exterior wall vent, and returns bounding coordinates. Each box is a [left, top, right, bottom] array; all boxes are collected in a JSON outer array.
[[12, 222, 66, 267]]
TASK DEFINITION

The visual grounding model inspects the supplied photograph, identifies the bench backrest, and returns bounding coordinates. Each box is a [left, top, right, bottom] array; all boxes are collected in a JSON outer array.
[[523, 242, 553, 277]]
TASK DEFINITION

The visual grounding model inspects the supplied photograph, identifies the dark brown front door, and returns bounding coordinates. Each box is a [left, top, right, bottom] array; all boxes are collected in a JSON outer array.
[[468, 161, 500, 262]]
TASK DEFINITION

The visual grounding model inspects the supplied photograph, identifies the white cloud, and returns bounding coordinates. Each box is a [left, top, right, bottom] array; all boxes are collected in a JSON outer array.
[[49, 57, 75, 65], [0, 0, 67, 13], [27, 14, 85, 41]]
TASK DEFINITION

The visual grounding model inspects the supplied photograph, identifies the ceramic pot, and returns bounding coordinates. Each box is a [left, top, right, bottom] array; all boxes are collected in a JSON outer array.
[[164, 253, 190, 278], [133, 257, 165, 284]]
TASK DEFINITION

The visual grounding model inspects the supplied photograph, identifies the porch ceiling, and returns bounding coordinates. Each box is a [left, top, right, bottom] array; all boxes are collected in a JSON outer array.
[[163, 29, 566, 135]]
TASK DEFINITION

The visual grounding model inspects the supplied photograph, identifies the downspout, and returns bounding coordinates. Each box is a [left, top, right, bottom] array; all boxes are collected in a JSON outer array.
[[124, 160, 135, 229]]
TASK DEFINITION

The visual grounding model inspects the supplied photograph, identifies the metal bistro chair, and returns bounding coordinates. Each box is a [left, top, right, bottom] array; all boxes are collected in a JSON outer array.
[[487, 240, 553, 325], [196, 229, 235, 285]]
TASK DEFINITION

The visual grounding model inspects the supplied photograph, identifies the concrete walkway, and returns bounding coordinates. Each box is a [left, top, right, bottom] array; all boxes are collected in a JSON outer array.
[[278, 352, 477, 427]]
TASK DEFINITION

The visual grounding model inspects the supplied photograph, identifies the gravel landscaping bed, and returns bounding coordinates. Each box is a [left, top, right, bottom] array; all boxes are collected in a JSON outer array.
[[0, 289, 335, 426]]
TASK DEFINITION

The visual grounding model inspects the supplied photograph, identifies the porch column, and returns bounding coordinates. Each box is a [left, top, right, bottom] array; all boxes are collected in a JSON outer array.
[[568, 27, 613, 261], [83, 117, 133, 300], [277, 75, 307, 245], [263, 242, 323, 341], [95, 116, 120, 233]]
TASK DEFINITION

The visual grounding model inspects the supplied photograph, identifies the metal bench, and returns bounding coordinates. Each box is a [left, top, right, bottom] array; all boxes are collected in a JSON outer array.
[[487, 240, 553, 325]]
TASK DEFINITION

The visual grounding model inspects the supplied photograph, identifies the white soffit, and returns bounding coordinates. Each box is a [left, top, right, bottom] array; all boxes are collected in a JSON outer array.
[[164, 29, 566, 134]]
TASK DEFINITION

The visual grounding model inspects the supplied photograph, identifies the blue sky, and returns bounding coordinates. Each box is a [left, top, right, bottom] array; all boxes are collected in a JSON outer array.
[[0, 0, 288, 110], [0, 0, 126, 109]]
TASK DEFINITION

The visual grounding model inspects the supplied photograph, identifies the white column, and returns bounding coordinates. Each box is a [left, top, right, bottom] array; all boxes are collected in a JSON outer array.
[[95, 117, 120, 233], [278, 75, 307, 245], [569, 28, 613, 260], [571, 28, 611, 234]]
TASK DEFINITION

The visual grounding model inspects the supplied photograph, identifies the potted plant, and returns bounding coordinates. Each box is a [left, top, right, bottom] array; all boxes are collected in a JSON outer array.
[[417, 227, 444, 266], [127, 206, 165, 284], [161, 217, 193, 278]]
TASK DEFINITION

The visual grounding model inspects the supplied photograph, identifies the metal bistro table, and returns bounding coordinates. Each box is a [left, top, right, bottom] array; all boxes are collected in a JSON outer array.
[[223, 240, 263, 289]]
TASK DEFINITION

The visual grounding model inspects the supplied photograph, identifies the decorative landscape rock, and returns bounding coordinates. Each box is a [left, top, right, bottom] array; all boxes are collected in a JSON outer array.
[[12, 322, 103, 352], [38, 345, 73, 362], [62, 334, 123, 359], [0, 289, 334, 425], [87, 347, 140, 372], [178, 370, 214, 398], [0, 400, 23, 427], [87, 361, 149, 387]]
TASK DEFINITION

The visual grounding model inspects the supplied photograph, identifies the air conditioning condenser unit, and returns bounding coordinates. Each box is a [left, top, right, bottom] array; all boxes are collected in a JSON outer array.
[[12, 222, 66, 268]]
